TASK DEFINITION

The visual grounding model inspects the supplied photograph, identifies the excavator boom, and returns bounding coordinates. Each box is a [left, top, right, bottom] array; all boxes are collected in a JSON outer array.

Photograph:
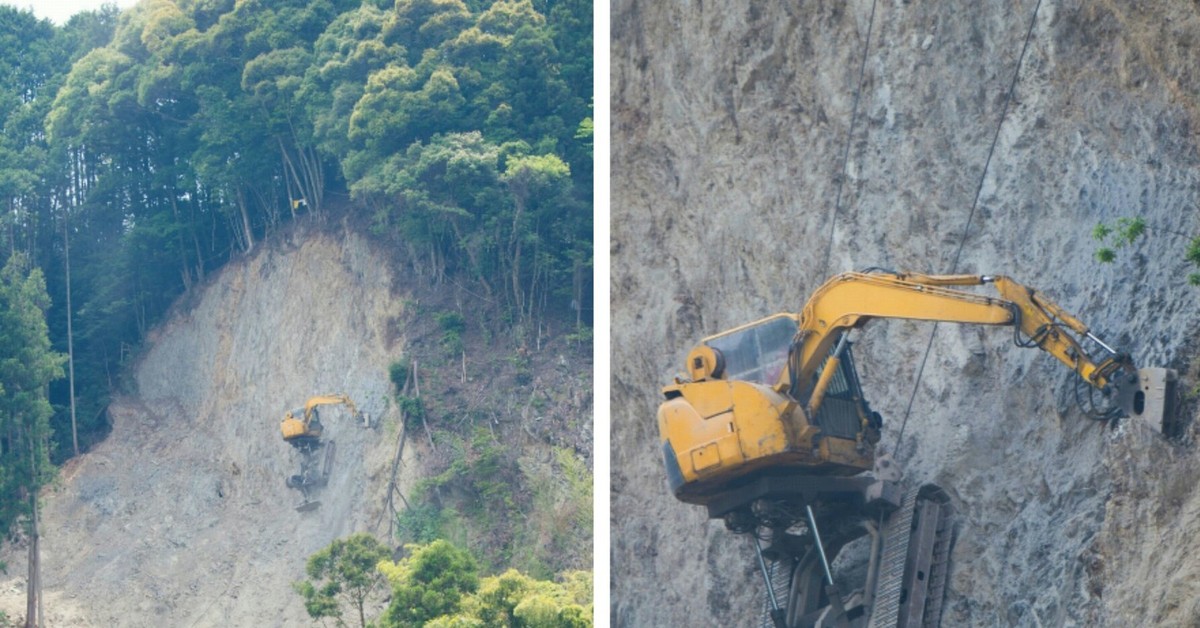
[[785, 272, 1133, 396], [279, 393, 362, 444]]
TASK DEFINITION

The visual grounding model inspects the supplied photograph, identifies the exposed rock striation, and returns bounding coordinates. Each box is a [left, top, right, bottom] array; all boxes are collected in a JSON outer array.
[[1, 224, 408, 626], [613, 1, 1200, 626]]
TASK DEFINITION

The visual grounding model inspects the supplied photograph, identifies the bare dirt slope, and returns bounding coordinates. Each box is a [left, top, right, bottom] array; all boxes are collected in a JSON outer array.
[[613, 1, 1200, 626], [1, 222, 411, 626]]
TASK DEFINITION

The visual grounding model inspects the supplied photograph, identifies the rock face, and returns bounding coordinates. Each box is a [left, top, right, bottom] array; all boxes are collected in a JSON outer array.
[[1, 224, 409, 626], [612, 1, 1200, 626]]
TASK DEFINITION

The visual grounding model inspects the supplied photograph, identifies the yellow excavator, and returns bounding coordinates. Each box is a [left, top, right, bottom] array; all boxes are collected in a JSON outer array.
[[658, 271, 1178, 628], [281, 394, 364, 511]]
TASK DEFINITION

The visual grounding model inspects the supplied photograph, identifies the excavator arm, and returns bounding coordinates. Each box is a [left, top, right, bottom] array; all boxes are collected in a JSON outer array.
[[660, 271, 1175, 506], [280, 393, 363, 444], [785, 272, 1136, 416]]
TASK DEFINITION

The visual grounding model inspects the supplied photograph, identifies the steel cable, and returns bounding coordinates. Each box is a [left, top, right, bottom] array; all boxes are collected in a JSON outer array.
[[895, 0, 1044, 451], [820, 0, 880, 279]]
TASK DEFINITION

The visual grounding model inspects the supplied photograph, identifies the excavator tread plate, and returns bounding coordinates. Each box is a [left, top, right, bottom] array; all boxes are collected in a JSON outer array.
[[321, 440, 337, 482], [869, 486, 954, 628], [868, 487, 918, 628], [919, 497, 954, 628]]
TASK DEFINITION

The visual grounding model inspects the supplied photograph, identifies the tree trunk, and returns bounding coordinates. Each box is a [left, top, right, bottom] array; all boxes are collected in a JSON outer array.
[[278, 137, 306, 217], [510, 198, 525, 324], [64, 212, 79, 456], [25, 435, 40, 628], [190, 199, 205, 282], [449, 219, 492, 298], [574, 258, 583, 328], [168, 195, 193, 291], [236, 188, 255, 252]]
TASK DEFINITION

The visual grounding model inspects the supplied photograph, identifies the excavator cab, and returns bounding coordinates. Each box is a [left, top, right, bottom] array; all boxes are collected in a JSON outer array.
[[696, 314, 797, 385], [280, 407, 321, 445], [661, 315, 882, 507]]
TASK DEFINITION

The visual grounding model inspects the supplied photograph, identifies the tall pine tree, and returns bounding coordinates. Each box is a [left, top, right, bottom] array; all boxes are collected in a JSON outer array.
[[0, 253, 65, 627]]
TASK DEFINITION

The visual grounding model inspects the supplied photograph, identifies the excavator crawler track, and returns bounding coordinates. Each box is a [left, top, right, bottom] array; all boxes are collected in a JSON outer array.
[[750, 483, 954, 628], [870, 485, 954, 628], [289, 440, 337, 511]]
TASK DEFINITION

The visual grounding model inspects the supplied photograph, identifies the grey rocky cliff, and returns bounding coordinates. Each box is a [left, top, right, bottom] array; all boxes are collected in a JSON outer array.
[[613, 1, 1200, 626], [0, 225, 410, 626]]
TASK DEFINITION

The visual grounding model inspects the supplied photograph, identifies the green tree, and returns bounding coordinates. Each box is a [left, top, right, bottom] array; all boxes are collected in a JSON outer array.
[[388, 0, 472, 64], [0, 253, 66, 625], [293, 532, 391, 628], [501, 152, 570, 324], [378, 539, 480, 627], [1, 0, 595, 476], [425, 568, 592, 627]]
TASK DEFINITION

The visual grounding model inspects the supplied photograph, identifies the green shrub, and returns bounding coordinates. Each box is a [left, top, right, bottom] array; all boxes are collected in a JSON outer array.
[[396, 501, 451, 544], [435, 311, 467, 355], [389, 358, 411, 391], [397, 395, 425, 421]]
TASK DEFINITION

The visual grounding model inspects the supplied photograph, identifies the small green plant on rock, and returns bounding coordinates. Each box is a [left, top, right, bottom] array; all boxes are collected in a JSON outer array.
[[1186, 237, 1200, 286], [1093, 216, 1200, 285], [1092, 216, 1146, 263]]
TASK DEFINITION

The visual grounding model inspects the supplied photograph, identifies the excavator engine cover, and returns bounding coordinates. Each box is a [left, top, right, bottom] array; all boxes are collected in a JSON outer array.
[[659, 314, 884, 505], [280, 416, 311, 442]]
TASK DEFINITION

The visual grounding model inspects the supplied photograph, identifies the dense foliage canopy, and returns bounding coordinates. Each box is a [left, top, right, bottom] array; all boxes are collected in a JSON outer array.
[[0, 0, 592, 464], [0, 253, 64, 540]]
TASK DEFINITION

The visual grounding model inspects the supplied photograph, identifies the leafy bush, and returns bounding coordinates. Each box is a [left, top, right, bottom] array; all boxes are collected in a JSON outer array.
[[389, 358, 412, 391], [379, 540, 480, 627], [404, 429, 523, 569], [507, 351, 532, 385], [396, 501, 453, 545], [435, 311, 467, 355], [397, 394, 425, 421]]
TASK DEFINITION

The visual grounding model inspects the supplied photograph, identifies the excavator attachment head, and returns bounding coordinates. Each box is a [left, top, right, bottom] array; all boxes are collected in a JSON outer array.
[[1113, 368, 1180, 436], [295, 499, 321, 513]]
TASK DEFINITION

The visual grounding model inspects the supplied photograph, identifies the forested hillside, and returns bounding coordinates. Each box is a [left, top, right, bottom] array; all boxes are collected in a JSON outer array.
[[0, 0, 590, 540], [0, 2, 591, 622]]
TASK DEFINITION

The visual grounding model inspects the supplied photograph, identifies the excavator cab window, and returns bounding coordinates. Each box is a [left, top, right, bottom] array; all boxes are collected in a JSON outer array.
[[704, 315, 797, 386]]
